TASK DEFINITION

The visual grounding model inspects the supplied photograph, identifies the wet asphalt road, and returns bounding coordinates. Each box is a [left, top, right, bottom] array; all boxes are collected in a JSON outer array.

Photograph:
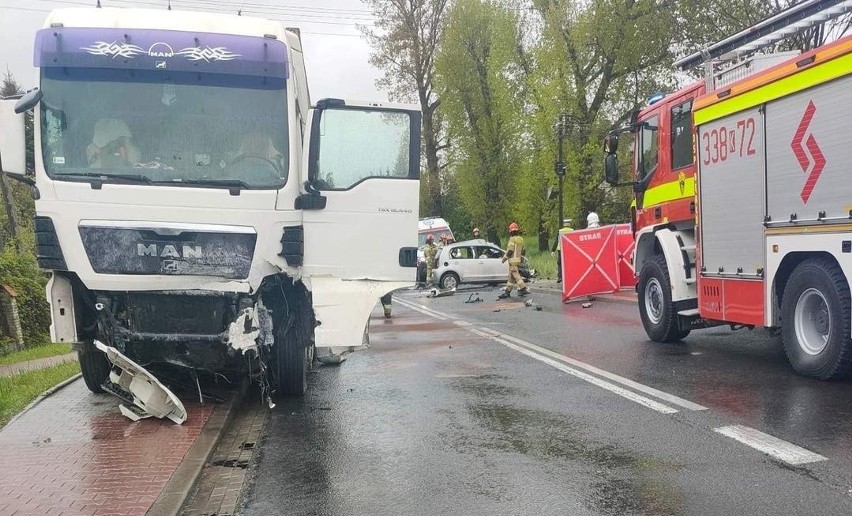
[[241, 286, 852, 515]]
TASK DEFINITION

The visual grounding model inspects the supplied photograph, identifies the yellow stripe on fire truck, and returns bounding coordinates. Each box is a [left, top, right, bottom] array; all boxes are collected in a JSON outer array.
[[694, 48, 852, 126], [641, 175, 696, 209]]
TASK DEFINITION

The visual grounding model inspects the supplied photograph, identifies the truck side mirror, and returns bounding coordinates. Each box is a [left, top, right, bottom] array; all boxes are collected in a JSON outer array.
[[0, 99, 26, 176], [604, 154, 619, 185], [14, 88, 42, 114]]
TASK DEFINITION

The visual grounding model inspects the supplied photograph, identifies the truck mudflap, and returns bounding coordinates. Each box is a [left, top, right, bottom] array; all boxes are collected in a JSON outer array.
[[94, 340, 188, 424]]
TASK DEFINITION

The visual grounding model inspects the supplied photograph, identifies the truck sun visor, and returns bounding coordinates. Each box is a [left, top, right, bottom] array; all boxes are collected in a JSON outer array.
[[34, 27, 289, 79]]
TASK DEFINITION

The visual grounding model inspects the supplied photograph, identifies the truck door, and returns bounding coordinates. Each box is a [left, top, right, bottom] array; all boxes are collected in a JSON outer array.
[[298, 99, 420, 350]]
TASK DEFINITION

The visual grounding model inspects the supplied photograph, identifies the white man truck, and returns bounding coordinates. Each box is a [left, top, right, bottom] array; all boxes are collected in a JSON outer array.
[[0, 7, 420, 421], [603, 0, 852, 380]]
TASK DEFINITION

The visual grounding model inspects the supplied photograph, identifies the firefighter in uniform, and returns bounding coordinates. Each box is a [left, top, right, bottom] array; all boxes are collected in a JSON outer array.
[[423, 234, 438, 286], [551, 218, 574, 283], [499, 222, 530, 298]]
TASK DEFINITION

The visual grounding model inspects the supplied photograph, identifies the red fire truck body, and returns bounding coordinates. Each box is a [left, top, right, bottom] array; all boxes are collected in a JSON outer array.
[[605, 24, 852, 379]]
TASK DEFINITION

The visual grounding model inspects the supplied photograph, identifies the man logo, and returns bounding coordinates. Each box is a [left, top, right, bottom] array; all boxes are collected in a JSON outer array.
[[155, 61, 167, 69], [137, 244, 202, 259], [148, 42, 175, 58]]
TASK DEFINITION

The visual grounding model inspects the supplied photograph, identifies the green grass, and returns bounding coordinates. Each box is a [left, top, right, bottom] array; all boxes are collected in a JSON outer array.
[[0, 360, 80, 428], [527, 249, 558, 281], [0, 343, 73, 366]]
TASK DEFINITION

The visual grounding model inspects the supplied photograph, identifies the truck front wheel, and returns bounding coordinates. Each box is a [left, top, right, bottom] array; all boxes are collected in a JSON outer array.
[[638, 254, 690, 343], [274, 306, 314, 397], [782, 258, 852, 380], [78, 342, 111, 394]]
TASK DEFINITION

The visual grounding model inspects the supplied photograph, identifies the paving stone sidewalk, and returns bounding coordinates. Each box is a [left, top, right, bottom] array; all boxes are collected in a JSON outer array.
[[0, 352, 78, 377], [0, 378, 216, 516]]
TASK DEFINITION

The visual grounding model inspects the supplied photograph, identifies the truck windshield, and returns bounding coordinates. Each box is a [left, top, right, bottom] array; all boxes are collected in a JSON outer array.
[[40, 68, 288, 189]]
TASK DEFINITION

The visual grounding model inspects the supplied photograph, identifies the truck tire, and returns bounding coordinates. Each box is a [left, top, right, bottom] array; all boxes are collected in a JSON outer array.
[[638, 254, 690, 343], [78, 344, 111, 394], [274, 306, 314, 397], [781, 258, 852, 380]]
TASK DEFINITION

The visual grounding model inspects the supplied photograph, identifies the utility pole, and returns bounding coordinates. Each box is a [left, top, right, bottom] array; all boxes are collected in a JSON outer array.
[[554, 113, 567, 233]]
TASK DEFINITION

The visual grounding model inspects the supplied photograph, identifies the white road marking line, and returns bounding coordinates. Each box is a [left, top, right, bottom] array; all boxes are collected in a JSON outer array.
[[400, 299, 707, 412], [397, 299, 678, 415], [494, 333, 707, 411], [471, 328, 679, 414], [714, 425, 827, 466]]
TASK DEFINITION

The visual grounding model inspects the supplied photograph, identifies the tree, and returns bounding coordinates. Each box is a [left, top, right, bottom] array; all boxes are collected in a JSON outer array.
[[435, 0, 523, 245], [0, 67, 23, 248], [363, 0, 450, 217], [527, 0, 681, 225]]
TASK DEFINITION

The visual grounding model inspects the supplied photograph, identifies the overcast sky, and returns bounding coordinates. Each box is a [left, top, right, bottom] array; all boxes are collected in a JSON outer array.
[[0, 0, 387, 102]]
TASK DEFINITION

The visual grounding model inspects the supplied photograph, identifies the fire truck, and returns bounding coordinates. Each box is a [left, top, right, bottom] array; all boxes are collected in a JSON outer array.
[[604, 0, 852, 380], [0, 7, 420, 421]]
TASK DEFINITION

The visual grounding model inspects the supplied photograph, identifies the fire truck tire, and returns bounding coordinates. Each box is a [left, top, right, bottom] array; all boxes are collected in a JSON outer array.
[[781, 258, 852, 381], [274, 306, 314, 397], [638, 254, 690, 343], [78, 344, 111, 394]]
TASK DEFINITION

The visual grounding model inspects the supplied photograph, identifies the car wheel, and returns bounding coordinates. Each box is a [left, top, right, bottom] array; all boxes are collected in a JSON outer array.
[[440, 272, 460, 290]]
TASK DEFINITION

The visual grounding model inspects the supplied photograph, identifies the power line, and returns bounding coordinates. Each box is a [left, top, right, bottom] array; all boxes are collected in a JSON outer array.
[[0, 4, 366, 37], [32, 0, 375, 17], [34, 0, 376, 26]]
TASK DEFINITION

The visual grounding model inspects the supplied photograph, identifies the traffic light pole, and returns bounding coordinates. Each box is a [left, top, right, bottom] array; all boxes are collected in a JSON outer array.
[[555, 114, 567, 232]]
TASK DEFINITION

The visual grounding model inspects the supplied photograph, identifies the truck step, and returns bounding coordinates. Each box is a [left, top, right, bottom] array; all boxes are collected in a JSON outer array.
[[678, 308, 700, 317], [685, 278, 696, 284]]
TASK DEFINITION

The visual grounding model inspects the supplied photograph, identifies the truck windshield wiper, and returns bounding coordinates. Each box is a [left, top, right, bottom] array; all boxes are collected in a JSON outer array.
[[178, 178, 251, 195], [59, 172, 153, 183], [180, 178, 250, 188], [57, 172, 153, 189]]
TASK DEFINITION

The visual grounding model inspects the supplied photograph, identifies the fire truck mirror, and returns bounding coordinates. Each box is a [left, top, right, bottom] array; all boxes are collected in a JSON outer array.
[[604, 153, 619, 185]]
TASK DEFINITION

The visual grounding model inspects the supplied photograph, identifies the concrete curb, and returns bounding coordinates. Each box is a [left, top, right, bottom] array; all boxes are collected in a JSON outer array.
[[1, 373, 83, 432], [148, 379, 250, 516]]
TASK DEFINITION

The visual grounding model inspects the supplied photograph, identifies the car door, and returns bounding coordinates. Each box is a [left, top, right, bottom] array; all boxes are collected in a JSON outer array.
[[446, 246, 474, 282], [476, 245, 506, 281]]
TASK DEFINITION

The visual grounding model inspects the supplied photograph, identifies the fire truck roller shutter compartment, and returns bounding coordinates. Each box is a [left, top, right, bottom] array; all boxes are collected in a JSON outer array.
[[698, 105, 766, 278], [765, 74, 852, 223]]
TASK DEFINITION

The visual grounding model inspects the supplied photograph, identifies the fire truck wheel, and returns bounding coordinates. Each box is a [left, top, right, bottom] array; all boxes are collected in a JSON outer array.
[[638, 254, 690, 343], [782, 258, 852, 380], [274, 306, 314, 397], [78, 343, 111, 394]]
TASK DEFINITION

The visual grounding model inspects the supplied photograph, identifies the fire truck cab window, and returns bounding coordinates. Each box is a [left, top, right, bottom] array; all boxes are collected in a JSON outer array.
[[639, 115, 659, 180], [671, 100, 693, 169]]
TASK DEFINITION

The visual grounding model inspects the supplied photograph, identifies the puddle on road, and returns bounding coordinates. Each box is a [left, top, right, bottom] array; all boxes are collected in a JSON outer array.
[[446, 375, 683, 515], [450, 374, 524, 399]]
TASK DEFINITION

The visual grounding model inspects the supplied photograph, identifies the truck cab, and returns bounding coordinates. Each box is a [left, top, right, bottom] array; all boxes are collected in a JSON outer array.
[[0, 7, 421, 411]]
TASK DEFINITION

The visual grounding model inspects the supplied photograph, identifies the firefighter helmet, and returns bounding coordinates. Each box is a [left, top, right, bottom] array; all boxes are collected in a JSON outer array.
[[508, 222, 520, 233]]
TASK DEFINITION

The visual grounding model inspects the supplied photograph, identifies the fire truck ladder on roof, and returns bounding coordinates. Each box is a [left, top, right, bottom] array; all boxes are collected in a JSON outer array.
[[674, 0, 852, 71]]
